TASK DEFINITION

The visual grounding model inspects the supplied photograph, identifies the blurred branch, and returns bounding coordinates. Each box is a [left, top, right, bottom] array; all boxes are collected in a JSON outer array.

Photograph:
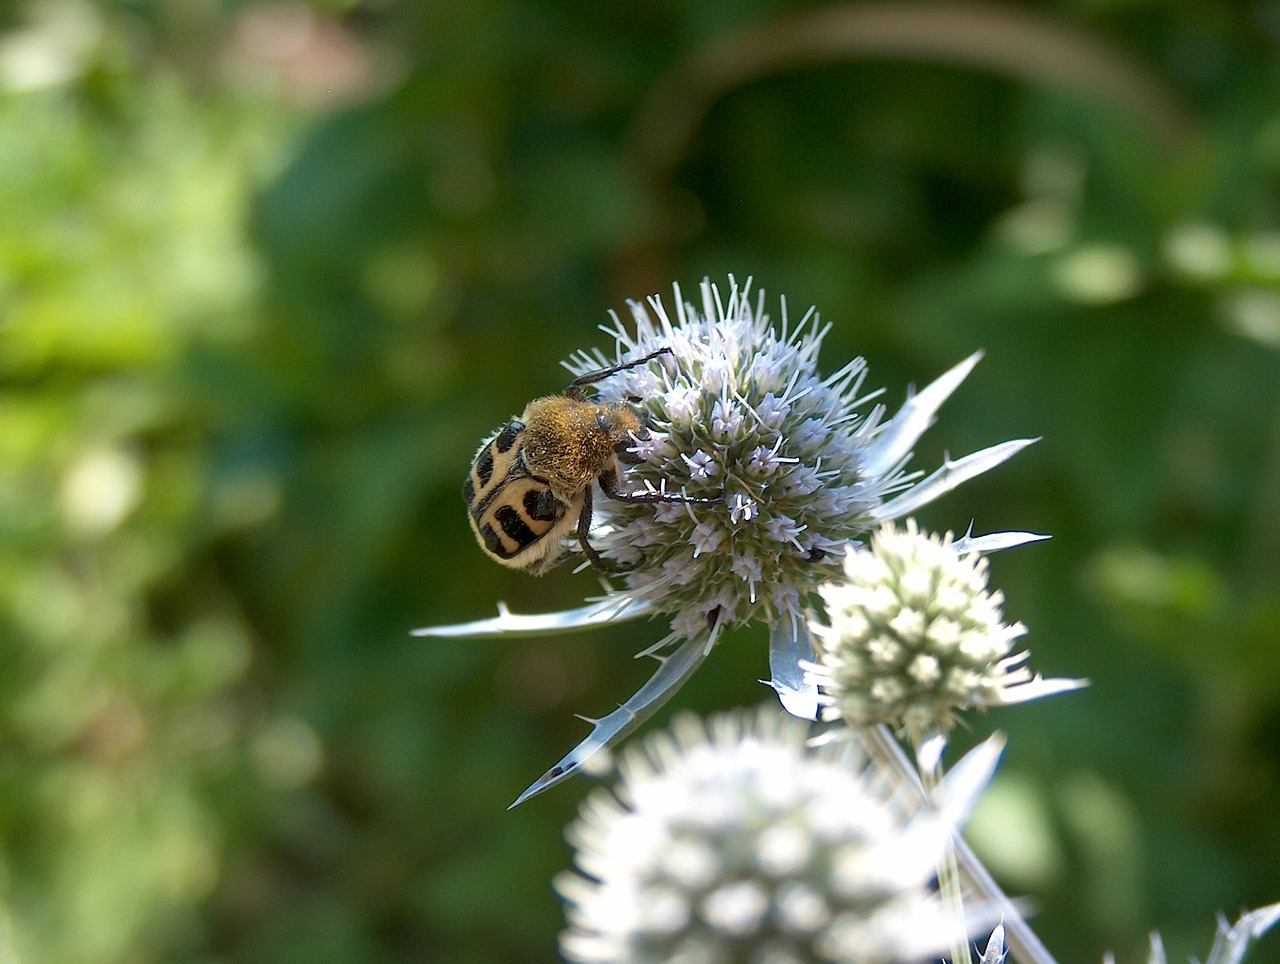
[[618, 1, 1197, 285], [629, 1, 1195, 182]]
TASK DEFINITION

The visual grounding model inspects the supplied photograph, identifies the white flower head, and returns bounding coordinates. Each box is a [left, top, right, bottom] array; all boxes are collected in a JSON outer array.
[[556, 705, 994, 964], [417, 277, 1046, 805], [808, 521, 1084, 746]]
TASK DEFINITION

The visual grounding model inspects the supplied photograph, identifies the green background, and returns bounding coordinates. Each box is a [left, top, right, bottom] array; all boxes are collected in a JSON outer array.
[[2, 0, 1279, 961]]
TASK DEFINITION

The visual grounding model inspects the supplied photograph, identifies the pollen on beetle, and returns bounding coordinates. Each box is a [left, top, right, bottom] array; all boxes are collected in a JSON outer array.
[[555, 705, 992, 964], [807, 520, 1077, 747]]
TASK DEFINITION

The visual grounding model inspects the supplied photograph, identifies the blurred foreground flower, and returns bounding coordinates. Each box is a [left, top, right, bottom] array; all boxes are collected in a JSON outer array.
[[417, 278, 1045, 805], [557, 705, 1004, 964], [808, 521, 1085, 748]]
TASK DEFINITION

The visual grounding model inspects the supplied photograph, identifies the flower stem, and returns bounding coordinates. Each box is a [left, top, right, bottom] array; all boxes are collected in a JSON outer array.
[[858, 724, 1058, 964], [914, 733, 973, 964]]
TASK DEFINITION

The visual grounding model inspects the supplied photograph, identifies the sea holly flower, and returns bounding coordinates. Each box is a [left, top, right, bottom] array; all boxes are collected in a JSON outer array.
[[807, 521, 1085, 749], [556, 705, 1005, 964], [417, 277, 1045, 806]]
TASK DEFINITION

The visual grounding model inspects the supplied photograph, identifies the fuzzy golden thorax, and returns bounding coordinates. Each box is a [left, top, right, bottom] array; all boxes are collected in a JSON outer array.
[[519, 396, 643, 500]]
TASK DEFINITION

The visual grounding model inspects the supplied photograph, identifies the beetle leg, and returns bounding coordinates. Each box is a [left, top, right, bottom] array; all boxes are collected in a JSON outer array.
[[576, 484, 633, 574], [599, 465, 717, 505]]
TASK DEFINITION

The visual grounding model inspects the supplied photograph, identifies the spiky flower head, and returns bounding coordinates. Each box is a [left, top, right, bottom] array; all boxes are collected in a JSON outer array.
[[418, 277, 1044, 805], [564, 281, 885, 641], [808, 520, 1080, 746], [557, 705, 997, 964]]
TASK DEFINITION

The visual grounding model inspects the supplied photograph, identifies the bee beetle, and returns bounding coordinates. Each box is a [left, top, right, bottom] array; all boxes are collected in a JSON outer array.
[[464, 347, 710, 575]]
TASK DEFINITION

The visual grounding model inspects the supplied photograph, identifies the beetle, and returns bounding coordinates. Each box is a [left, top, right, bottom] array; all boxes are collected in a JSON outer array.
[[464, 348, 711, 575]]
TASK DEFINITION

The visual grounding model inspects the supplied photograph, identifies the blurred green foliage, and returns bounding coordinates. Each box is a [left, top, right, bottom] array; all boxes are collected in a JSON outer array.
[[1, 0, 1279, 961]]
